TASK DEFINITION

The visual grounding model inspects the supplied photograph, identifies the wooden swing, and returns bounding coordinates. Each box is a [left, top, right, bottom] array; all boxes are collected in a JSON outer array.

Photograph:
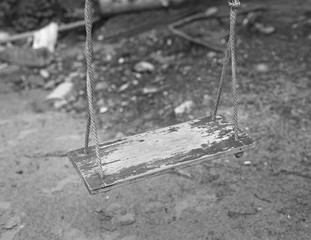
[[68, 0, 255, 195]]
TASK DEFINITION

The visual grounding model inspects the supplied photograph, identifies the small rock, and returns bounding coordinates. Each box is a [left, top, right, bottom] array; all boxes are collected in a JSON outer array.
[[255, 23, 276, 35], [119, 83, 130, 92], [53, 99, 68, 109], [134, 61, 155, 73], [118, 57, 126, 64], [40, 69, 50, 79], [244, 161, 251, 165], [174, 100, 195, 115], [203, 94, 212, 106], [46, 82, 74, 100], [0, 31, 10, 41], [255, 63, 269, 73], [4, 216, 21, 230], [159, 0, 169, 7], [44, 80, 56, 90], [33, 22, 58, 53], [115, 132, 126, 139], [96, 82, 108, 91], [205, 7, 218, 16], [132, 79, 139, 85], [207, 51, 217, 58], [142, 87, 159, 94], [242, 12, 260, 27], [117, 213, 136, 226], [99, 106, 109, 114]]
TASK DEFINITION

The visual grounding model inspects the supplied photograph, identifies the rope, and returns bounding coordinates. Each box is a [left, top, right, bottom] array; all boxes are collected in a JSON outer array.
[[229, 1, 240, 139], [212, 39, 231, 120], [212, 0, 240, 140], [84, 0, 103, 178]]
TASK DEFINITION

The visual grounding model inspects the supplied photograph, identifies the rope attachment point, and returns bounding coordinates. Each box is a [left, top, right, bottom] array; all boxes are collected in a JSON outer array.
[[228, 0, 240, 8], [212, 0, 241, 141]]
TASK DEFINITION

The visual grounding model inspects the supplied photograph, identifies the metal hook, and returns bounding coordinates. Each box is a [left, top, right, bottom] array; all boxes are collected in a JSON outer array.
[[228, 0, 241, 8]]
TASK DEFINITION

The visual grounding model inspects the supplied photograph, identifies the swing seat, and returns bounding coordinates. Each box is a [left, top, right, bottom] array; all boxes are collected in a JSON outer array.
[[68, 115, 254, 194]]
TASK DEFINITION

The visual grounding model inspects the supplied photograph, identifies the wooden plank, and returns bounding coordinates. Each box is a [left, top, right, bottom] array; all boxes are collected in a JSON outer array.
[[68, 115, 255, 194]]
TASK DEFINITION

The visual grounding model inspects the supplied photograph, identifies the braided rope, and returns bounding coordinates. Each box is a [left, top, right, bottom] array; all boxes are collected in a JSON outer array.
[[212, 0, 240, 140], [212, 39, 231, 121], [229, 4, 239, 139], [84, 0, 103, 178]]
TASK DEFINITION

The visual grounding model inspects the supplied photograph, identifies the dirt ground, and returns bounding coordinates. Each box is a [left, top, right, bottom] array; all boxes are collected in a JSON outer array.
[[0, 1, 311, 239]]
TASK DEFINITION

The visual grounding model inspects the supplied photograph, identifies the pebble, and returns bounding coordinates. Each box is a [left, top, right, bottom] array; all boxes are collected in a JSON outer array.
[[244, 161, 251, 165], [174, 100, 194, 115], [134, 61, 155, 73], [0, 31, 10, 42], [119, 83, 130, 92], [205, 7, 218, 16], [46, 82, 74, 100], [207, 51, 217, 58], [96, 82, 108, 91], [117, 213, 136, 226], [255, 23, 276, 35], [115, 132, 126, 139], [4, 216, 21, 230], [39, 69, 50, 79], [255, 63, 269, 73], [142, 87, 159, 94], [99, 106, 109, 114]]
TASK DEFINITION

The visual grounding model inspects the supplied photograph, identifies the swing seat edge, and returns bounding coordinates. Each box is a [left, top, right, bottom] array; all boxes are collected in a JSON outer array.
[[68, 115, 255, 195]]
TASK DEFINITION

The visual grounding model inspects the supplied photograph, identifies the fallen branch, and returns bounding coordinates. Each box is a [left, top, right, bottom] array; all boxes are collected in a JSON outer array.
[[254, 193, 271, 203], [103, 6, 202, 43], [98, 0, 198, 16], [275, 169, 311, 180], [172, 5, 267, 28], [169, 5, 267, 51], [169, 25, 223, 52], [0, 17, 100, 44]]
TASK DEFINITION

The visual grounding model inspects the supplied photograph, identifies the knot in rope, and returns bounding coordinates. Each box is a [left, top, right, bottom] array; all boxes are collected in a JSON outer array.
[[228, 0, 240, 8]]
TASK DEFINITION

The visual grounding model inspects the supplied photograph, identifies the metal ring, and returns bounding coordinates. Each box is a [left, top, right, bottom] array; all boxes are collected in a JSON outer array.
[[228, 0, 241, 8]]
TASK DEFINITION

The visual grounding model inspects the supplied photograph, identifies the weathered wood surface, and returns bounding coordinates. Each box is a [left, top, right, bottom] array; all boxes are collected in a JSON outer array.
[[68, 115, 255, 194]]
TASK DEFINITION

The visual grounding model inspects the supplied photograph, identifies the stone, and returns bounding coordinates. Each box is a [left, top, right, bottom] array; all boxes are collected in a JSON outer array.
[[255, 63, 269, 73], [117, 213, 136, 226], [174, 100, 194, 115], [134, 61, 155, 73], [4, 216, 21, 230]]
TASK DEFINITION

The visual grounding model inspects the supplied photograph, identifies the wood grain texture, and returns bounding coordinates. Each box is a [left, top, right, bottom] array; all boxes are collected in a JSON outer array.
[[68, 115, 255, 194]]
